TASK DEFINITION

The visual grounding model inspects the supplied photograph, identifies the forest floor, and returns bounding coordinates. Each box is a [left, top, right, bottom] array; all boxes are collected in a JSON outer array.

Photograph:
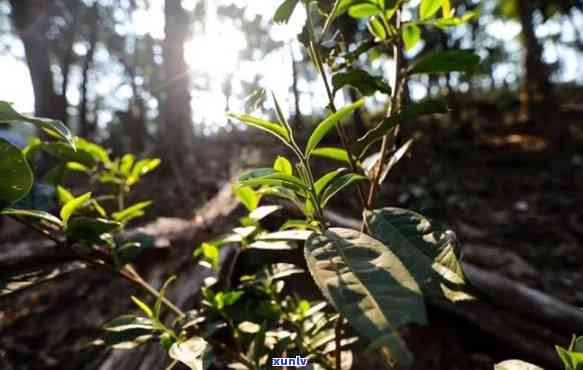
[[2, 94, 583, 369]]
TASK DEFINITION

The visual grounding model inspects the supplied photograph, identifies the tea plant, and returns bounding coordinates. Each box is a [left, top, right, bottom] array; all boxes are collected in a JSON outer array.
[[0, 0, 485, 368], [495, 334, 583, 369]]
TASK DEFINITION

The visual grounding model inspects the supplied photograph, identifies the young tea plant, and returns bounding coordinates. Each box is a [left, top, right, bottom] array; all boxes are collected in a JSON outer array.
[[226, 0, 481, 367]]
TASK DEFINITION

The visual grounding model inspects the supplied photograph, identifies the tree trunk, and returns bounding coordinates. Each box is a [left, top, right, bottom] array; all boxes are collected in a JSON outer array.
[[9, 0, 66, 122], [516, 0, 553, 125], [79, 2, 99, 139], [161, 0, 194, 164]]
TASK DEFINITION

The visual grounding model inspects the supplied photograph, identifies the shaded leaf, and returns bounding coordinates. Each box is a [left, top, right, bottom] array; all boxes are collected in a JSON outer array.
[[239, 168, 307, 193], [365, 208, 473, 301], [332, 69, 390, 96], [67, 217, 121, 243], [320, 173, 368, 207], [352, 100, 447, 157], [0, 139, 33, 207], [42, 142, 96, 168], [0, 101, 74, 148], [304, 228, 425, 366], [409, 50, 480, 75], [273, 0, 300, 24]]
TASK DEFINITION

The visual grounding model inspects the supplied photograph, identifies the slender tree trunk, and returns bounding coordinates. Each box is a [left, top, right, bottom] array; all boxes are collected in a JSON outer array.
[[290, 45, 304, 129], [9, 0, 66, 121], [161, 0, 194, 164], [516, 0, 553, 125], [79, 2, 99, 139]]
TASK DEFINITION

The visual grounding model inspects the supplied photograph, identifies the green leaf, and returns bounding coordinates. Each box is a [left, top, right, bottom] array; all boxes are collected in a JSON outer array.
[[249, 205, 281, 222], [441, 0, 452, 17], [409, 50, 480, 75], [315, 169, 345, 196], [368, 16, 387, 40], [234, 186, 261, 211], [349, 3, 382, 18], [128, 159, 160, 186], [419, 0, 444, 20], [306, 100, 364, 157], [0, 139, 33, 207], [169, 337, 209, 370], [494, 360, 544, 370], [312, 147, 351, 164], [402, 23, 421, 51], [332, 70, 390, 97], [433, 11, 479, 28], [75, 138, 111, 165], [0, 101, 75, 149], [1, 208, 63, 228], [60, 192, 92, 226], [257, 230, 313, 241], [131, 296, 154, 318], [273, 0, 300, 24], [228, 113, 290, 145], [57, 186, 74, 206], [320, 174, 368, 207], [112, 201, 152, 223], [352, 100, 447, 157], [198, 242, 220, 270], [120, 154, 135, 177], [239, 168, 308, 192], [305, 228, 425, 366], [100, 315, 154, 349], [273, 156, 293, 176], [365, 208, 473, 301]]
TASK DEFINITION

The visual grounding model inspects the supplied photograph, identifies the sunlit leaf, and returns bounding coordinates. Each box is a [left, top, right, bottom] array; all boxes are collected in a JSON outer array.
[[1, 208, 63, 228], [305, 228, 424, 366], [257, 230, 313, 241], [409, 50, 480, 75], [169, 337, 209, 370], [120, 154, 135, 177], [402, 23, 421, 51], [60, 192, 92, 226], [368, 16, 387, 40], [420, 0, 444, 20], [112, 201, 152, 223], [128, 158, 161, 186], [0, 138, 33, 207], [131, 296, 154, 318], [494, 360, 544, 370], [314, 169, 345, 197], [311, 147, 351, 164], [349, 3, 381, 18], [273, 156, 293, 176], [234, 186, 261, 211], [228, 113, 290, 145], [249, 205, 281, 222], [306, 100, 364, 157], [239, 168, 307, 192]]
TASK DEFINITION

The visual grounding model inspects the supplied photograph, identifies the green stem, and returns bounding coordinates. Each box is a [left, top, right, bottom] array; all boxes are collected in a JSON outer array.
[[334, 314, 343, 370], [306, 3, 368, 210], [366, 9, 404, 210]]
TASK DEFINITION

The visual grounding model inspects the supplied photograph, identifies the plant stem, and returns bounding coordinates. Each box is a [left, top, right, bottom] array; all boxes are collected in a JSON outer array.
[[306, 4, 368, 210], [334, 314, 343, 370], [163, 360, 179, 370], [366, 9, 404, 210], [122, 265, 257, 370]]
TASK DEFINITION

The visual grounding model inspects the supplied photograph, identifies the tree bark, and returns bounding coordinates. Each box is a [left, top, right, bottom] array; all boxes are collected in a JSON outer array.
[[161, 0, 194, 164], [9, 0, 66, 122], [516, 0, 553, 125], [79, 2, 99, 139]]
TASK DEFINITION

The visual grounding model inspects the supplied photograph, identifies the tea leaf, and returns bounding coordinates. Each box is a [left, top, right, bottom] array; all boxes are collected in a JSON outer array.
[[409, 50, 480, 75], [311, 147, 351, 164], [1, 208, 63, 228], [274, 0, 300, 24], [60, 192, 92, 226], [0, 139, 33, 207]]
